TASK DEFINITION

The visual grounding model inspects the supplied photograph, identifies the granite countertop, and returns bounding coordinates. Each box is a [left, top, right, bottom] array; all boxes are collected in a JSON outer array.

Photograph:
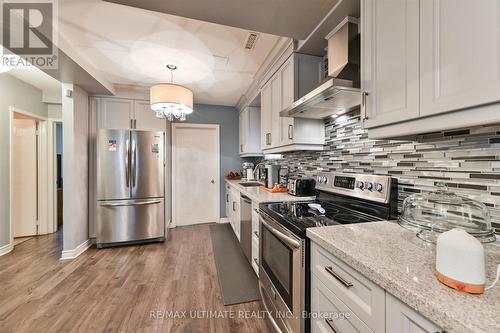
[[225, 179, 315, 203], [307, 221, 500, 333]]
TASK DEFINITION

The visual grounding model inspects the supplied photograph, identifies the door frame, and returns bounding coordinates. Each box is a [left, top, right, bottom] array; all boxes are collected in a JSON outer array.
[[171, 123, 220, 227], [51, 121, 63, 233], [9, 106, 60, 248]]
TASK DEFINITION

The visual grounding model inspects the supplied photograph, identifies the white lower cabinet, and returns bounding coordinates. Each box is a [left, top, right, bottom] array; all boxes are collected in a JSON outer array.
[[311, 242, 442, 333], [386, 294, 441, 333], [226, 186, 240, 240], [251, 201, 260, 275]]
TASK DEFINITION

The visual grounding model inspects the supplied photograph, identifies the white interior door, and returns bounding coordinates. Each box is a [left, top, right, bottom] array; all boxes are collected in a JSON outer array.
[[13, 118, 38, 237], [173, 124, 219, 226]]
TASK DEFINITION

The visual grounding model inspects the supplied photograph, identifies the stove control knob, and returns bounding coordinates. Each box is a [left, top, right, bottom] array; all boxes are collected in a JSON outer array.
[[365, 182, 373, 191], [356, 181, 364, 189], [375, 183, 383, 192]]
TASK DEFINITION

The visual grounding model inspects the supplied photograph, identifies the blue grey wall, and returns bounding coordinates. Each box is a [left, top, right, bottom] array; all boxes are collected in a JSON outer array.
[[177, 104, 242, 217]]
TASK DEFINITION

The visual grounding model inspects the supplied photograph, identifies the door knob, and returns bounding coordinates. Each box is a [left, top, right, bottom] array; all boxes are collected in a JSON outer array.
[[211, 179, 215, 184]]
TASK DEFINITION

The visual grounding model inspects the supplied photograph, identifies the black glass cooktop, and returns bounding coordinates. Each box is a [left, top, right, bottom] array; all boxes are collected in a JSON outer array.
[[260, 198, 386, 238]]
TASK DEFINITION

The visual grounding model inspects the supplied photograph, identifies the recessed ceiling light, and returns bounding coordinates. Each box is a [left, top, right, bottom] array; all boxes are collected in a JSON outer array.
[[331, 114, 339, 119]]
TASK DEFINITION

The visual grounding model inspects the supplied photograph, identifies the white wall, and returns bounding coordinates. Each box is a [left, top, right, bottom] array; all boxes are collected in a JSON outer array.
[[0, 74, 48, 253], [62, 84, 90, 253], [47, 103, 62, 119]]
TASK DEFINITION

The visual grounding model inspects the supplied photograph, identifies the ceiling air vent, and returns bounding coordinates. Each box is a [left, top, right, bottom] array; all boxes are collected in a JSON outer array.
[[244, 32, 259, 50]]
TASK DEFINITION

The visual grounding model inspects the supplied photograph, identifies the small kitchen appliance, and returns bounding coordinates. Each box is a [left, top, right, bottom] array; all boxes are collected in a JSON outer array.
[[259, 172, 397, 333], [288, 177, 317, 196], [242, 162, 255, 181], [260, 164, 282, 189], [436, 228, 486, 294]]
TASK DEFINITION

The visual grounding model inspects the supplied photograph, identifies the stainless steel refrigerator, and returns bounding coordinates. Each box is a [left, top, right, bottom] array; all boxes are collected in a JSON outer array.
[[96, 129, 165, 248]]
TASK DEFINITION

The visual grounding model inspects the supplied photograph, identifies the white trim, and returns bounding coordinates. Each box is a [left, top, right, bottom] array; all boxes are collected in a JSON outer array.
[[60, 239, 92, 260], [0, 243, 14, 257], [172, 123, 221, 226], [219, 217, 229, 224], [8, 106, 55, 251]]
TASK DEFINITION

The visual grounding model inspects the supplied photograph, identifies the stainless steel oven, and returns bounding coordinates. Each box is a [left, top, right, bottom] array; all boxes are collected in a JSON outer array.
[[259, 210, 305, 333]]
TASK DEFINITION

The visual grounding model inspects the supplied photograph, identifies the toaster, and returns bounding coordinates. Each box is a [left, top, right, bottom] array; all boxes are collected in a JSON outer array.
[[288, 177, 316, 196]]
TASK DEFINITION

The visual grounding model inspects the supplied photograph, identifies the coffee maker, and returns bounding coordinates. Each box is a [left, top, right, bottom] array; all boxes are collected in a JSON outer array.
[[260, 164, 285, 189]]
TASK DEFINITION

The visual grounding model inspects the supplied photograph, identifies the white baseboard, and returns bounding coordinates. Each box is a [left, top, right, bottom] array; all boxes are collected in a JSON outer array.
[[60, 239, 92, 260], [0, 242, 13, 257], [219, 217, 229, 224]]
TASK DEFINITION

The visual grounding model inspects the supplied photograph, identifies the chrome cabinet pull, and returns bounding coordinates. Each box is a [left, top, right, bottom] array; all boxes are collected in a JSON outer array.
[[288, 124, 293, 140], [325, 266, 354, 288], [325, 318, 340, 333], [361, 91, 369, 121], [240, 143, 243, 152], [232, 201, 236, 211], [125, 139, 130, 187], [131, 140, 137, 187]]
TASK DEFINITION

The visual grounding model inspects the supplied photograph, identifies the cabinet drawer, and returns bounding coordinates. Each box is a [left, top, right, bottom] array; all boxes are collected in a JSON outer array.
[[251, 236, 259, 276], [252, 210, 260, 236], [312, 275, 374, 333], [311, 243, 385, 332]]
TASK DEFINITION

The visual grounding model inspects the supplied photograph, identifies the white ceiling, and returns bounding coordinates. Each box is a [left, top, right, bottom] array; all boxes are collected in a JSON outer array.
[[58, 0, 282, 106]]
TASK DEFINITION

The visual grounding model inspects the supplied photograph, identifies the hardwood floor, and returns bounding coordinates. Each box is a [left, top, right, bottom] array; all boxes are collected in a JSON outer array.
[[0, 225, 271, 333]]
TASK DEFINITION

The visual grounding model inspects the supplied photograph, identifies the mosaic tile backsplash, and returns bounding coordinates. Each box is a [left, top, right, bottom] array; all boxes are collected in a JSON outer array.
[[282, 110, 500, 234]]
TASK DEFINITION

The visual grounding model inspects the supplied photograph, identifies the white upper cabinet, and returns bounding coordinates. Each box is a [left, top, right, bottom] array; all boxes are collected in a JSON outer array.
[[362, 0, 420, 129], [270, 72, 282, 148], [239, 106, 262, 157], [96, 97, 166, 131], [260, 52, 325, 153], [260, 81, 273, 150], [98, 98, 134, 129], [134, 100, 166, 131], [419, 0, 500, 116], [280, 56, 295, 146], [362, 0, 500, 138]]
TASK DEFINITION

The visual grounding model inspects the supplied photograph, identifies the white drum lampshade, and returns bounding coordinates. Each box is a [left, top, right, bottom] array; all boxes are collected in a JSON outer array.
[[150, 65, 194, 121]]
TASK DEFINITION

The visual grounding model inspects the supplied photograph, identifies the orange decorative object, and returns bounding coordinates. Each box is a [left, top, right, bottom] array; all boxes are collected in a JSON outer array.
[[436, 272, 485, 294], [260, 185, 288, 193]]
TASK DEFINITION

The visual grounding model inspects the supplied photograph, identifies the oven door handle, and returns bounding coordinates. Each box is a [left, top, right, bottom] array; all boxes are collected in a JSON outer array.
[[261, 218, 301, 249]]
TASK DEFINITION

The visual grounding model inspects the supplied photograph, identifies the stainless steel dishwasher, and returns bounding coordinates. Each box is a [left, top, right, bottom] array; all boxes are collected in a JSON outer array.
[[239, 195, 252, 263]]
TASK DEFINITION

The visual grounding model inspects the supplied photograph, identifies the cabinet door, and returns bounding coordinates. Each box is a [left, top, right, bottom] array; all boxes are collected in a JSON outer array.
[[98, 98, 133, 129], [362, 0, 420, 129], [270, 73, 282, 148], [280, 56, 295, 145], [239, 108, 248, 154], [260, 81, 273, 150], [386, 293, 442, 333], [420, 0, 500, 116], [134, 100, 166, 131]]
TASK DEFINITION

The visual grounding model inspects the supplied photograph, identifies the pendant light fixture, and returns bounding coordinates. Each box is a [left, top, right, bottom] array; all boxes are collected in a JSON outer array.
[[150, 64, 194, 121]]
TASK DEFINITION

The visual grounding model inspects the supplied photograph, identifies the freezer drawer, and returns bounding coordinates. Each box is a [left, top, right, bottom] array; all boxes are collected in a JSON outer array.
[[96, 198, 165, 246]]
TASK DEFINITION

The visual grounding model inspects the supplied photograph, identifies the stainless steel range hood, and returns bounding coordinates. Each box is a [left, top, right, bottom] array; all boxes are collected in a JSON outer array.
[[280, 17, 361, 119], [280, 78, 361, 119]]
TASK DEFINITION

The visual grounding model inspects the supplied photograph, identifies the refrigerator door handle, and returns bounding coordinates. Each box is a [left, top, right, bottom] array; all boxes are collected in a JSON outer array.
[[100, 200, 162, 207], [131, 139, 137, 187], [125, 139, 130, 187]]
